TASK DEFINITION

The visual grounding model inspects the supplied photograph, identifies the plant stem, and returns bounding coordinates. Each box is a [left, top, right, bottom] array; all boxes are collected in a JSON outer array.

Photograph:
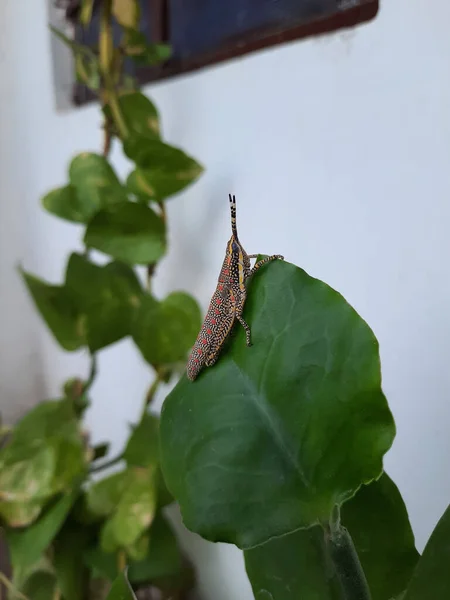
[[99, 0, 129, 139], [89, 452, 123, 474], [0, 573, 29, 600], [117, 550, 126, 572], [140, 375, 163, 420], [83, 354, 98, 394], [327, 519, 372, 600]]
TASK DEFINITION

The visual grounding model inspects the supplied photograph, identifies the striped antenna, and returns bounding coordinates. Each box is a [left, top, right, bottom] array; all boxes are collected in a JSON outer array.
[[229, 194, 238, 238]]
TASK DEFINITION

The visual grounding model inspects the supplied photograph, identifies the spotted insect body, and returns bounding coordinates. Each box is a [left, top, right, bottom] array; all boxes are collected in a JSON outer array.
[[186, 194, 283, 381]]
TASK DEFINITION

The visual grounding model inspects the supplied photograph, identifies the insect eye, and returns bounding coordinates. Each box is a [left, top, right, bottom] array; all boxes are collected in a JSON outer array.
[[232, 241, 239, 251]]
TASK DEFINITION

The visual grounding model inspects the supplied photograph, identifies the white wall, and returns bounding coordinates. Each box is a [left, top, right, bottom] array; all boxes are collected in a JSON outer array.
[[1, 0, 450, 598]]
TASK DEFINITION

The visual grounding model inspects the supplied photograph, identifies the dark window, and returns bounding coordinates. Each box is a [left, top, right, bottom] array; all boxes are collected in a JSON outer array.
[[70, 0, 378, 105]]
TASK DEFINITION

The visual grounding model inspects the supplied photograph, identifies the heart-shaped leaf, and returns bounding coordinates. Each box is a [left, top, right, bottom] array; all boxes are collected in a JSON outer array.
[[245, 473, 419, 600], [85, 470, 130, 520], [42, 184, 95, 224], [124, 137, 203, 200], [100, 467, 157, 552], [118, 91, 160, 138], [21, 270, 85, 351], [403, 504, 450, 599], [132, 292, 202, 368], [7, 487, 80, 575], [84, 202, 166, 264], [65, 253, 143, 351], [160, 261, 395, 548], [69, 152, 127, 216], [0, 399, 86, 526]]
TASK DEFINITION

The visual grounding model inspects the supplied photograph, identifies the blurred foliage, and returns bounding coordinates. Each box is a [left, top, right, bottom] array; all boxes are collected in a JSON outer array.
[[2, 1, 201, 598]]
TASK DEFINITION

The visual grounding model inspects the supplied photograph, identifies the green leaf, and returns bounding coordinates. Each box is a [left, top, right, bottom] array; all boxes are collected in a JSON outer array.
[[0, 499, 42, 528], [132, 292, 202, 368], [22, 572, 58, 600], [123, 413, 160, 468], [21, 270, 85, 351], [118, 91, 160, 138], [341, 473, 420, 599], [42, 184, 94, 224], [75, 52, 101, 90], [84, 202, 166, 265], [84, 544, 118, 581], [124, 137, 204, 200], [403, 504, 450, 599], [69, 152, 127, 218], [50, 26, 100, 90], [0, 399, 86, 525], [245, 473, 418, 600], [123, 30, 171, 66], [128, 512, 182, 584], [65, 253, 143, 351], [86, 471, 130, 519], [112, 0, 140, 28], [106, 571, 137, 600], [160, 260, 395, 549], [54, 524, 90, 600], [7, 487, 79, 575], [245, 525, 341, 600], [100, 467, 157, 552]]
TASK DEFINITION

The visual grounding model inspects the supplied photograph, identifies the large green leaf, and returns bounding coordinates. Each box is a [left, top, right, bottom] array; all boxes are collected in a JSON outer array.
[[21, 270, 85, 351], [245, 525, 341, 600], [65, 253, 143, 351], [403, 504, 450, 599], [132, 292, 202, 368], [7, 487, 79, 576], [118, 91, 160, 138], [106, 571, 137, 600], [245, 473, 418, 600], [124, 137, 203, 199], [100, 467, 157, 552], [341, 472, 419, 599], [160, 260, 395, 549], [84, 202, 166, 264], [42, 184, 95, 224], [0, 399, 86, 525], [123, 413, 160, 468]]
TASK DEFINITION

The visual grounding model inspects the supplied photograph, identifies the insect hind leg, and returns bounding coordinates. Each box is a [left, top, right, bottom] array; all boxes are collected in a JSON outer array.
[[250, 254, 284, 276], [236, 313, 252, 346]]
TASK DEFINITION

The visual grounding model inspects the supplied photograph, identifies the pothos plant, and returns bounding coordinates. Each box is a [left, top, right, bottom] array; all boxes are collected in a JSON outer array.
[[0, 1, 203, 599]]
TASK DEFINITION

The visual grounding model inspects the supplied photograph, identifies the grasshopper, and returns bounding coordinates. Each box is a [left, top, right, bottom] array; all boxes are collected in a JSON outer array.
[[186, 194, 283, 381]]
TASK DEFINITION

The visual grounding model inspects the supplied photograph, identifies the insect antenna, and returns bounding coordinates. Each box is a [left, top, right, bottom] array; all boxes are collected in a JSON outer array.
[[229, 193, 238, 239]]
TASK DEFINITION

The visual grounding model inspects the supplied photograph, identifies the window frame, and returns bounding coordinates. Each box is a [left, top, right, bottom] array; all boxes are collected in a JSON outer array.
[[72, 0, 379, 106]]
